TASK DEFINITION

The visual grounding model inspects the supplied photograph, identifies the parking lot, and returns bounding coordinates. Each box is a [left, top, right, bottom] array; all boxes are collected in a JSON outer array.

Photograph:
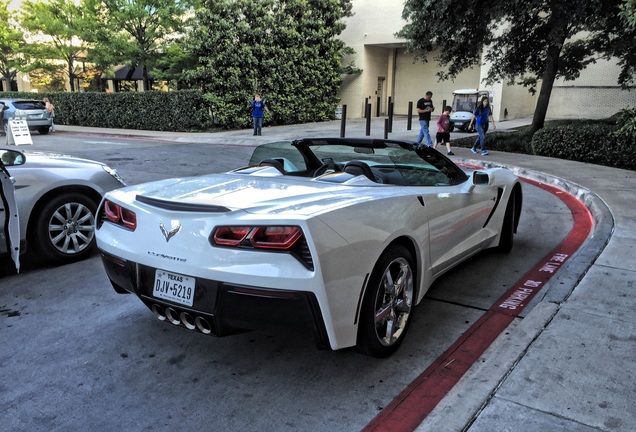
[[0, 131, 579, 431]]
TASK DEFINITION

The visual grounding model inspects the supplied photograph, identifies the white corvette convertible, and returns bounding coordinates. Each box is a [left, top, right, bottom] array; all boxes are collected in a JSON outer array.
[[96, 138, 522, 357]]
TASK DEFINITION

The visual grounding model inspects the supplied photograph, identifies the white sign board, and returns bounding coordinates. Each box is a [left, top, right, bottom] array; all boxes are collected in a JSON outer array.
[[6, 120, 33, 146]]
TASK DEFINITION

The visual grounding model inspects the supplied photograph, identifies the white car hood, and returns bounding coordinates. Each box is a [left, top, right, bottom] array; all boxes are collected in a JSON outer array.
[[124, 173, 393, 216]]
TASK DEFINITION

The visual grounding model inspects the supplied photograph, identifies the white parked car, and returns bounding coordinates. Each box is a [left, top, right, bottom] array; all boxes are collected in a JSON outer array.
[[96, 138, 522, 357], [0, 147, 126, 270]]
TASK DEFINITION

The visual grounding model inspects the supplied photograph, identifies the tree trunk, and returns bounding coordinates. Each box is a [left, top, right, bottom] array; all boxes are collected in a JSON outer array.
[[143, 65, 150, 91], [530, 16, 569, 136], [68, 61, 76, 92], [530, 50, 558, 135]]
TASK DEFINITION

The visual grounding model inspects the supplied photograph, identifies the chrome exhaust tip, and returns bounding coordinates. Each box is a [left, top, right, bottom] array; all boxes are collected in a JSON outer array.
[[151, 304, 166, 321], [195, 316, 213, 334], [165, 307, 181, 325], [180, 312, 196, 330]]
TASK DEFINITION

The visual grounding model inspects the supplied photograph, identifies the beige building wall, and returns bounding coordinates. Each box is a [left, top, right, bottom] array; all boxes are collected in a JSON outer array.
[[478, 54, 538, 121], [547, 58, 636, 119], [338, 0, 634, 121], [338, 1, 508, 120], [496, 82, 538, 121], [337, 0, 406, 117], [393, 49, 482, 116]]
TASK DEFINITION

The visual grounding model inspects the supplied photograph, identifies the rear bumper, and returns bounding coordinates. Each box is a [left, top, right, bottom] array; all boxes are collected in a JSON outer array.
[[26, 119, 52, 129], [100, 250, 331, 350], [7, 117, 52, 128]]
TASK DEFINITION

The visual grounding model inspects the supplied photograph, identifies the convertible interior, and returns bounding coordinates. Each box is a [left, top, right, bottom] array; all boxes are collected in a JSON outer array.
[[236, 138, 468, 187]]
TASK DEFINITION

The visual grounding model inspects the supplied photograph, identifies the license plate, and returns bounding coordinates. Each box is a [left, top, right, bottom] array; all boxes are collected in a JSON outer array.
[[153, 269, 195, 307], [28, 114, 43, 119]]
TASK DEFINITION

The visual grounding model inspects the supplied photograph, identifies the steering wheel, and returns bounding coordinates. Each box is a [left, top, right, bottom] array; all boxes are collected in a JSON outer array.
[[313, 162, 343, 177]]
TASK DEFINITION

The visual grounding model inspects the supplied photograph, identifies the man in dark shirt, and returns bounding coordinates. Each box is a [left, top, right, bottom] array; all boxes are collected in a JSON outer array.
[[416, 91, 435, 147]]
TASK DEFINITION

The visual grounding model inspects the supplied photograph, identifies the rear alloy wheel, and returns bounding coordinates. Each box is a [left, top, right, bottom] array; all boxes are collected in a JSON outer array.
[[357, 245, 415, 357], [31, 192, 98, 263], [38, 127, 50, 135]]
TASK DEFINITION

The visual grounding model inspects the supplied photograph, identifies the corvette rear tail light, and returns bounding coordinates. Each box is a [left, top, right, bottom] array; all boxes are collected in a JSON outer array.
[[250, 226, 302, 249], [211, 225, 312, 269], [213, 226, 251, 246], [103, 199, 137, 230], [212, 226, 302, 250]]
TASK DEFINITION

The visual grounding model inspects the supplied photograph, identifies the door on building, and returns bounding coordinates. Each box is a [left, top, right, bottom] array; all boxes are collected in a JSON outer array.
[[377, 77, 385, 116]]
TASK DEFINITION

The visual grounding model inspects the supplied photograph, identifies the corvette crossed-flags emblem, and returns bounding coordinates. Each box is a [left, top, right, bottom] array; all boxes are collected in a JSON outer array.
[[159, 221, 181, 242]]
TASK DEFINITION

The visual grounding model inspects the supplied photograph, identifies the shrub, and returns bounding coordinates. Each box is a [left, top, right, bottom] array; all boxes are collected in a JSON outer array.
[[0, 90, 214, 132], [532, 123, 636, 170], [453, 128, 534, 154], [612, 107, 636, 142]]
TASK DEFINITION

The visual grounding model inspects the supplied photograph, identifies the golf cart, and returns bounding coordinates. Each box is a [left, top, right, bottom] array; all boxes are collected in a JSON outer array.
[[449, 89, 490, 132]]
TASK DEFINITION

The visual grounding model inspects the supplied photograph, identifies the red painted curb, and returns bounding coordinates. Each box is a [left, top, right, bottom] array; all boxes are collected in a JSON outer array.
[[363, 178, 593, 432]]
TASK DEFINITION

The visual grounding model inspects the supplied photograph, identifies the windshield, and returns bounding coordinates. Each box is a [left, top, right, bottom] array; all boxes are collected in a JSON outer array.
[[452, 94, 480, 113], [12, 100, 46, 110]]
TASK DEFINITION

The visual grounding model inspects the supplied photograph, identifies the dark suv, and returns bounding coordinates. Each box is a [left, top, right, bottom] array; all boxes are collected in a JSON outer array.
[[1, 98, 53, 135]]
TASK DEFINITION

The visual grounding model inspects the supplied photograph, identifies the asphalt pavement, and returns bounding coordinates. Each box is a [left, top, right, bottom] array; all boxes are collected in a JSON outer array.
[[50, 116, 636, 432]]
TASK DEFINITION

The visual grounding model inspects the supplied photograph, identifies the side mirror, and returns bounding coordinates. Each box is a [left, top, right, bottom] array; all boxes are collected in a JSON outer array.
[[473, 171, 491, 185], [0, 149, 25, 167]]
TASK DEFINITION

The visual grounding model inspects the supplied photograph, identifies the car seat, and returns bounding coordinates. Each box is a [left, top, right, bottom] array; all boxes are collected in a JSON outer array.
[[259, 158, 285, 174], [344, 160, 376, 182]]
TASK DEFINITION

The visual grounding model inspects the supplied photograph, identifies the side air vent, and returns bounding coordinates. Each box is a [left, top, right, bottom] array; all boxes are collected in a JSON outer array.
[[292, 236, 314, 271]]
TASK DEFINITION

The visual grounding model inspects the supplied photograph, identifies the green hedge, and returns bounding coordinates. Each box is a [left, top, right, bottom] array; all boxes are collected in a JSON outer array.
[[454, 115, 636, 171], [453, 129, 534, 154], [532, 123, 636, 170], [0, 90, 214, 132]]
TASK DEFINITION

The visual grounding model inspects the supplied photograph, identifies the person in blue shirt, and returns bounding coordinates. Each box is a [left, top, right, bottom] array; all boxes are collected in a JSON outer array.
[[469, 96, 496, 155], [251, 93, 267, 136]]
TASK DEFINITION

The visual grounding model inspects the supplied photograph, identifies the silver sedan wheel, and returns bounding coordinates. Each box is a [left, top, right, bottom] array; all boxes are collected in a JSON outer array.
[[47, 201, 96, 254], [374, 256, 414, 346]]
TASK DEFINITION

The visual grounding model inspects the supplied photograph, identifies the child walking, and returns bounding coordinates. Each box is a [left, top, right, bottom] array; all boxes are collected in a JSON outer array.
[[435, 106, 454, 155]]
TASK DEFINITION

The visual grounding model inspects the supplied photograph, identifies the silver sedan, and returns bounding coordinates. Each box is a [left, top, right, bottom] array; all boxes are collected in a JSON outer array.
[[1, 147, 126, 270]]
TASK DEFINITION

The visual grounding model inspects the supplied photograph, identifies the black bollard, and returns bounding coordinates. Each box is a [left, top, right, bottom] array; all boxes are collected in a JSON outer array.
[[407, 101, 413, 130], [340, 105, 347, 137], [388, 97, 394, 133], [365, 103, 371, 136]]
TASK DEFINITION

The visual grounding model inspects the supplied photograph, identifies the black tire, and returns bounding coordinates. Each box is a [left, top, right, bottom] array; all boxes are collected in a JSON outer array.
[[30, 192, 98, 263], [357, 245, 415, 357], [496, 192, 516, 253], [38, 127, 50, 135]]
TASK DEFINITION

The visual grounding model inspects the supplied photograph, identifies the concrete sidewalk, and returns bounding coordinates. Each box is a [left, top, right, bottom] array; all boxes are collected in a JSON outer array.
[[56, 118, 636, 431]]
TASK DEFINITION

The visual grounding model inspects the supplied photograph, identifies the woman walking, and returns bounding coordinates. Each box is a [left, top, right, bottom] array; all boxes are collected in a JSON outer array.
[[469, 96, 495, 155]]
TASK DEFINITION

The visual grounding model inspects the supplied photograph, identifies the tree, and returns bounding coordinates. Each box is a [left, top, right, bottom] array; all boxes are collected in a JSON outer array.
[[183, 0, 352, 128], [398, 0, 636, 135], [85, 0, 195, 91], [0, 0, 28, 91], [20, 0, 94, 92], [152, 39, 198, 90]]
